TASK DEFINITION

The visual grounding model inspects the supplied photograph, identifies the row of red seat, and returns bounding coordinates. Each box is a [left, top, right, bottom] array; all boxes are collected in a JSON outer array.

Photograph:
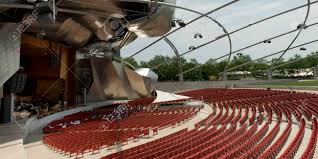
[[221, 122, 269, 159], [301, 118, 318, 159], [43, 105, 200, 157], [258, 121, 292, 158], [278, 119, 306, 158], [41, 88, 318, 159], [241, 121, 280, 159]]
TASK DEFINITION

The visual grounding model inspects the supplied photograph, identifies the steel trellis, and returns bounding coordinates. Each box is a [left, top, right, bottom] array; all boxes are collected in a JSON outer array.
[[125, 0, 240, 59], [267, 0, 311, 70], [122, 0, 235, 78], [277, 0, 311, 60], [122, 0, 239, 74], [224, 0, 311, 76], [179, 21, 318, 76], [179, 0, 317, 76], [162, 37, 184, 82], [224, 39, 318, 73]]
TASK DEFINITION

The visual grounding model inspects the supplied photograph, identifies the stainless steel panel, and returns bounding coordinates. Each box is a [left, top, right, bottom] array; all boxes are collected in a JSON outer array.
[[124, 67, 149, 97], [135, 68, 158, 81], [135, 68, 158, 93], [89, 58, 155, 99], [128, 0, 176, 37], [55, 18, 92, 48], [58, 0, 126, 18], [0, 23, 20, 87], [90, 57, 128, 99], [113, 62, 140, 98]]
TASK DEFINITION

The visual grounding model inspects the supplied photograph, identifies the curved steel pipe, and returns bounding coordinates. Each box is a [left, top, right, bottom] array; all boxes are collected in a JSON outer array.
[[179, 1, 317, 76], [126, 0, 239, 59], [123, 0, 233, 77], [162, 37, 183, 81], [150, 37, 183, 81], [179, 22, 318, 76], [277, 0, 311, 60], [159, 0, 318, 76], [178, 0, 318, 58], [225, 39, 318, 73]]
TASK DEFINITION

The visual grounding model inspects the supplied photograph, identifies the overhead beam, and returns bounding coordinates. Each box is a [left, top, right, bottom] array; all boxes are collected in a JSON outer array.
[[270, 53, 317, 70], [276, 0, 311, 60], [224, 39, 318, 73], [126, 0, 239, 59], [179, 22, 318, 76], [158, 1, 318, 76], [163, 37, 183, 82], [135, 0, 234, 75]]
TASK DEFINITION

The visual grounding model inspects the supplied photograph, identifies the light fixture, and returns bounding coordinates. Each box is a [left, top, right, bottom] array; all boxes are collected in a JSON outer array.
[[194, 33, 203, 39], [189, 46, 196, 50], [174, 19, 186, 28]]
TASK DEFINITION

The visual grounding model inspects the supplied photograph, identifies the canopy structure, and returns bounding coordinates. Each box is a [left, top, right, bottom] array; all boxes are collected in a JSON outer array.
[[152, 90, 190, 104]]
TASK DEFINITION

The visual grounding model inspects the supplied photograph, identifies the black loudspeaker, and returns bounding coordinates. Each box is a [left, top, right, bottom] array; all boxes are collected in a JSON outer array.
[[0, 97, 11, 123], [4, 70, 27, 94]]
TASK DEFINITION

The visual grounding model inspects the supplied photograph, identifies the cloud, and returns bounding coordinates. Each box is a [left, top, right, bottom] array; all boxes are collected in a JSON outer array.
[[121, 0, 318, 64]]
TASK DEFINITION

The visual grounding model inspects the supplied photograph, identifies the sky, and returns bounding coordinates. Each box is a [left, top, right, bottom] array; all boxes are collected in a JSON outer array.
[[121, 0, 318, 64]]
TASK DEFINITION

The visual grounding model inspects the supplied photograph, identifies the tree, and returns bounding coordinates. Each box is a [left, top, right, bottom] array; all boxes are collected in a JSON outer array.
[[251, 59, 269, 78], [303, 52, 318, 68], [183, 59, 203, 81], [229, 54, 253, 71], [123, 57, 139, 68]]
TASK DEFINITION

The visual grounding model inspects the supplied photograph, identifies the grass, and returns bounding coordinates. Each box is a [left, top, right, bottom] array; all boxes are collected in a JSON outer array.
[[259, 80, 318, 87]]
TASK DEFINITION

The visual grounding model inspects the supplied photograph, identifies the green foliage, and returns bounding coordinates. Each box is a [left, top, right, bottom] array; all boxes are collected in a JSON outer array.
[[126, 51, 318, 81]]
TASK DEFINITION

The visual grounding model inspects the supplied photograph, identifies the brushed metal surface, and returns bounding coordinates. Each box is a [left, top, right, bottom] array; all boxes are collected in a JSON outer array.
[[90, 57, 155, 99], [128, 0, 176, 37], [135, 68, 158, 81], [90, 57, 128, 99], [134, 68, 158, 94], [58, 0, 126, 18], [27, 18, 92, 48], [80, 15, 114, 41], [124, 67, 149, 97], [113, 61, 140, 98], [56, 18, 92, 47], [0, 23, 20, 87]]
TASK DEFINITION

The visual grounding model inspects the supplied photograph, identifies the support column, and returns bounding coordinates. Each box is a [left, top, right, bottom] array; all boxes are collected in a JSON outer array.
[[163, 37, 183, 82], [267, 69, 273, 80], [177, 56, 184, 82], [314, 66, 318, 79], [179, 72, 184, 82], [66, 48, 76, 107], [83, 88, 87, 106], [223, 72, 228, 81], [60, 47, 76, 107], [10, 93, 15, 122]]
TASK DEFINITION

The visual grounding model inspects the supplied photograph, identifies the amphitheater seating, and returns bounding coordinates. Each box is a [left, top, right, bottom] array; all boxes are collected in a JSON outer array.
[[301, 118, 318, 159], [42, 88, 318, 159], [43, 98, 200, 157]]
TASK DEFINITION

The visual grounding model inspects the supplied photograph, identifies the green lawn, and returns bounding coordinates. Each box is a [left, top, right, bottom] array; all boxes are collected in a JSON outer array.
[[262, 80, 318, 87]]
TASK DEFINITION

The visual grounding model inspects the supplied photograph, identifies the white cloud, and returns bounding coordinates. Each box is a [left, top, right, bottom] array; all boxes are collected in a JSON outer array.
[[121, 0, 318, 64]]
